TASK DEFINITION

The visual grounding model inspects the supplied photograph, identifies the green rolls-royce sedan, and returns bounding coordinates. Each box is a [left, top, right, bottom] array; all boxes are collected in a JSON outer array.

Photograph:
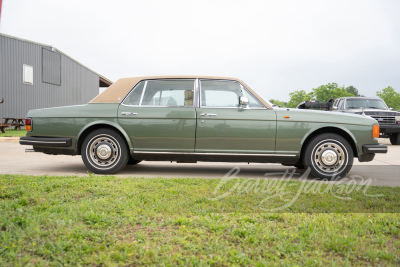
[[20, 76, 387, 179]]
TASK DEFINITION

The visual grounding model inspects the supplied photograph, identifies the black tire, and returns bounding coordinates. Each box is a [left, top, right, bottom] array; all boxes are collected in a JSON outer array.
[[390, 133, 400, 145], [303, 133, 353, 180], [294, 162, 305, 169], [127, 157, 142, 165], [81, 128, 129, 174]]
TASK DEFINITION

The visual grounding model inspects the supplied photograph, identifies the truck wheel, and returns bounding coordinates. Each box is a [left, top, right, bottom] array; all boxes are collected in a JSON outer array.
[[303, 133, 353, 180], [390, 133, 400, 145], [81, 128, 129, 174]]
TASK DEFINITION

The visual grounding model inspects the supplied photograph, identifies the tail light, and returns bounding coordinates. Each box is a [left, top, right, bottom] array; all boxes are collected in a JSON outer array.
[[372, 124, 379, 138], [26, 118, 32, 131]]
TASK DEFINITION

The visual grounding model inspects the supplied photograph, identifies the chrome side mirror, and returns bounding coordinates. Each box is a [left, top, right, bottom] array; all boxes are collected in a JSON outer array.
[[389, 107, 393, 111], [332, 106, 338, 110], [239, 96, 249, 107]]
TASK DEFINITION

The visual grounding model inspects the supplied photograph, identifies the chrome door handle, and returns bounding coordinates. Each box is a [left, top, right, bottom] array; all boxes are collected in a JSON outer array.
[[121, 112, 137, 116], [200, 113, 217, 117]]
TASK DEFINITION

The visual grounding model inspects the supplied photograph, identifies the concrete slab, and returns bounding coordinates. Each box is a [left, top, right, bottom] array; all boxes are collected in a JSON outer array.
[[0, 138, 399, 186]]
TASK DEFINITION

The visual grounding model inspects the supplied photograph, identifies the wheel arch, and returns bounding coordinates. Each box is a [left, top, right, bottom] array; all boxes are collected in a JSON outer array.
[[299, 126, 358, 159], [76, 121, 133, 154]]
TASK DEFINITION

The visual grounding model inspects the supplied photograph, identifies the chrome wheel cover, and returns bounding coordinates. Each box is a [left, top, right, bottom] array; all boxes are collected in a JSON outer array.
[[86, 134, 121, 170], [311, 140, 348, 174]]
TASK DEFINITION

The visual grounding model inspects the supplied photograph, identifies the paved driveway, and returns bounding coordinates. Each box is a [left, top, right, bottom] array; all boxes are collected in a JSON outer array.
[[0, 138, 399, 186]]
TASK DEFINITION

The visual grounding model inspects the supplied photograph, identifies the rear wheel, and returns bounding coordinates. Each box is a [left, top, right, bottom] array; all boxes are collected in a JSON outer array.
[[390, 133, 400, 145], [303, 133, 353, 180], [81, 128, 129, 174]]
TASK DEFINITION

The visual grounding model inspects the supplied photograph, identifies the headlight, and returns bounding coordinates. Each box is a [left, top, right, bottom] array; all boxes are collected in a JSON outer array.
[[396, 116, 400, 122]]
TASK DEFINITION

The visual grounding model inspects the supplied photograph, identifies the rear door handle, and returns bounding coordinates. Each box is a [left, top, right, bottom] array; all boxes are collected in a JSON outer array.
[[121, 112, 137, 116], [200, 113, 217, 117]]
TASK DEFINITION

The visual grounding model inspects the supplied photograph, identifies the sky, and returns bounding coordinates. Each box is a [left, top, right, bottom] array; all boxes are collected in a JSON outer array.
[[1, 0, 400, 101]]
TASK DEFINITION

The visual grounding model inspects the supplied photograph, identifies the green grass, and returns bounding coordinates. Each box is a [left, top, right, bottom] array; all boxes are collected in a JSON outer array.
[[0, 129, 26, 137], [0, 174, 399, 266]]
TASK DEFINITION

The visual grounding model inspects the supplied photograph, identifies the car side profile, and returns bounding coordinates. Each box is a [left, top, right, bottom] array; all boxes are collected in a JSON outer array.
[[20, 76, 387, 179]]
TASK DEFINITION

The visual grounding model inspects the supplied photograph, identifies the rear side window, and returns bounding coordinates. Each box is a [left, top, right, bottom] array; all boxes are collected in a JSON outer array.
[[123, 79, 195, 107], [123, 82, 145, 105]]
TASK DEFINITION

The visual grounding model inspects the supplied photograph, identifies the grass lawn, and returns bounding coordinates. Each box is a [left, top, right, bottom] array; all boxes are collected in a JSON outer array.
[[0, 174, 399, 266], [0, 129, 26, 138]]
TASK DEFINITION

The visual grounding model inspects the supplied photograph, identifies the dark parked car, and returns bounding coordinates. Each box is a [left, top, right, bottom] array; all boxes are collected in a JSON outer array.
[[332, 97, 400, 145]]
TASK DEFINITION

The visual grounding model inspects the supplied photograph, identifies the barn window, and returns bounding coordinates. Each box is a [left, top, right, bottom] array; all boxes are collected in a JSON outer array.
[[23, 64, 33, 85], [42, 48, 61, 85]]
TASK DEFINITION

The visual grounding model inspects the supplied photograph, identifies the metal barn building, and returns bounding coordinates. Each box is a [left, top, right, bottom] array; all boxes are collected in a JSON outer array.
[[0, 33, 112, 118]]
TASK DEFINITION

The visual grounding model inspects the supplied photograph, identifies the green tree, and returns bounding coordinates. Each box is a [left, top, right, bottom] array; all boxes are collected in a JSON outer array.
[[312, 83, 354, 102], [346, 85, 363, 97], [376, 86, 400, 110], [287, 90, 314, 108]]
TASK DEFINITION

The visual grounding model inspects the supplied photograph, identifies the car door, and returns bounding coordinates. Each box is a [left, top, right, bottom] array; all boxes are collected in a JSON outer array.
[[195, 79, 276, 154], [118, 79, 196, 152]]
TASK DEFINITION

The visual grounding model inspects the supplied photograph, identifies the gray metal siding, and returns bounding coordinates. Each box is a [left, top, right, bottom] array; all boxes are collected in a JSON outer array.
[[42, 48, 61, 86], [0, 35, 100, 118]]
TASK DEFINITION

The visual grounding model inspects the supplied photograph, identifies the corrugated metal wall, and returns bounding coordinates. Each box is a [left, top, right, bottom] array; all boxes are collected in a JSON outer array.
[[0, 34, 100, 118]]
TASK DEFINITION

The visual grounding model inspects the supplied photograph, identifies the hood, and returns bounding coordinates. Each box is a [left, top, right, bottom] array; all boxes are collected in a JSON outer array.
[[275, 108, 377, 126]]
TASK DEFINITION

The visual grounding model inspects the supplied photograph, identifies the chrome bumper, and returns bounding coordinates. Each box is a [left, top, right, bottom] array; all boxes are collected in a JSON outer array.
[[362, 144, 388, 154]]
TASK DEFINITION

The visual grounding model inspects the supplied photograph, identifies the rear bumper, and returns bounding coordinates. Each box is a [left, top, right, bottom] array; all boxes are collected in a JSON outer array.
[[380, 124, 400, 134], [362, 144, 388, 154], [20, 136, 72, 147]]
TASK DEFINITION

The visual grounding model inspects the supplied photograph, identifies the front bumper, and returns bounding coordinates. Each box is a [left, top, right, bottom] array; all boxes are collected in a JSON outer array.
[[362, 144, 388, 154], [20, 136, 72, 147], [380, 124, 400, 134]]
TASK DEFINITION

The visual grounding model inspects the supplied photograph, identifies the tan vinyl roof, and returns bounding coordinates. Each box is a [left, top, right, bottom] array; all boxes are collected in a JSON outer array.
[[89, 76, 271, 108]]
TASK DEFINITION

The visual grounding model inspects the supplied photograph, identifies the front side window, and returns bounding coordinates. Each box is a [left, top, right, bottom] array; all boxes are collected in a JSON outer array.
[[200, 80, 264, 108], [123, 79, 195, 107]]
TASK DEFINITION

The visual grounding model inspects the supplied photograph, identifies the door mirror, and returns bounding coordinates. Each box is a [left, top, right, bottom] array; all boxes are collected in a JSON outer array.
[[239, 96, 249, 107], [389, 107, 393, 111], [333, 106, 338, 110]]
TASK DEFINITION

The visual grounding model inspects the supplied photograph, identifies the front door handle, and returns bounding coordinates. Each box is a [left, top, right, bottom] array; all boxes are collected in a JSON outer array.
[[200, 113, 217, 117], [121, 112, 137, 116]]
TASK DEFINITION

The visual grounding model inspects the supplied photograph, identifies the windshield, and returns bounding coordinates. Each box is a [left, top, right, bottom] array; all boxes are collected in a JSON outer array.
[[345, 99, 388, 110]]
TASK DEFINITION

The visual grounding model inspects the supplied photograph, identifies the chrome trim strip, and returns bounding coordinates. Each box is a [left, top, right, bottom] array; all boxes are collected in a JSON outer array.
[[120, 104, 195, 108], [120, 117, 195, 120], [195, 78, 200, 108], [133, 151, 296, 157], [21, 140, 67, 144], [139, 81, 147, 106]]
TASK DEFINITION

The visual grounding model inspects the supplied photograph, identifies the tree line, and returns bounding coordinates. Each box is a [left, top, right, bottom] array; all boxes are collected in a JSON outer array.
[[269, 83, 400, 110]]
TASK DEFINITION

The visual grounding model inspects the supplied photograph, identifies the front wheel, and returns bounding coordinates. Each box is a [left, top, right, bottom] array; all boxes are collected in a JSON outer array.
[[81, 128, 129, 174], [390, 133, 400, 145], [303, 133, 353, 180]]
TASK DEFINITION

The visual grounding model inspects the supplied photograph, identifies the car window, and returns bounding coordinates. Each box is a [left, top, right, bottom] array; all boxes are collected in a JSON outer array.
[[123, 81, 145, 106], [123, 79, 195, 107], [142, 80, 195, 106], [333, 99, 338, 107], [200, 80, 264, 108], [242, 88, 264, 108], [345, 99, 388, 110], [337, 100, 344, 110]]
